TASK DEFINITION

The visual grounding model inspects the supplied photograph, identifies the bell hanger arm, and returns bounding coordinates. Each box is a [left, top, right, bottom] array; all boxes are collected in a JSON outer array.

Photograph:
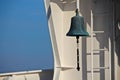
[[77, 0, 79, 10], [76, 0, 81, 16]]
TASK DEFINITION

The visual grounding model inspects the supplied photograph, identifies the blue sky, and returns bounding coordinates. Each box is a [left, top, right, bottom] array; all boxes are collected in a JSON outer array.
[[0, 0, 54, 73]]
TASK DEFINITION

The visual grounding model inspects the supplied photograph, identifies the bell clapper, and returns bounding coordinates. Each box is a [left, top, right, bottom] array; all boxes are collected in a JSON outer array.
[[76, 36, 80, 71]]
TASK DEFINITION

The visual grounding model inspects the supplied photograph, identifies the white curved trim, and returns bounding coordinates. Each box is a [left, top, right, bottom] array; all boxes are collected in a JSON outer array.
[[44, 1, 61, 80]]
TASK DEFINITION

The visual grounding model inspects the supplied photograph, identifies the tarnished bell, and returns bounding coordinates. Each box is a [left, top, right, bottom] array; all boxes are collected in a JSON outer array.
[[66, 9, 89, 37]]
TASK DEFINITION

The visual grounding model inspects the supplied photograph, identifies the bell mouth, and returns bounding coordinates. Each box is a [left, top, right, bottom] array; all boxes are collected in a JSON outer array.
[[66, 33, 89, 37]]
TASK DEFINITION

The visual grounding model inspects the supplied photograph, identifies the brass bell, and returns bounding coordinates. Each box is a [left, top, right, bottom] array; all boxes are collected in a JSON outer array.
[[66, 9, 89, 37], [66, 9, 89, 71]]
